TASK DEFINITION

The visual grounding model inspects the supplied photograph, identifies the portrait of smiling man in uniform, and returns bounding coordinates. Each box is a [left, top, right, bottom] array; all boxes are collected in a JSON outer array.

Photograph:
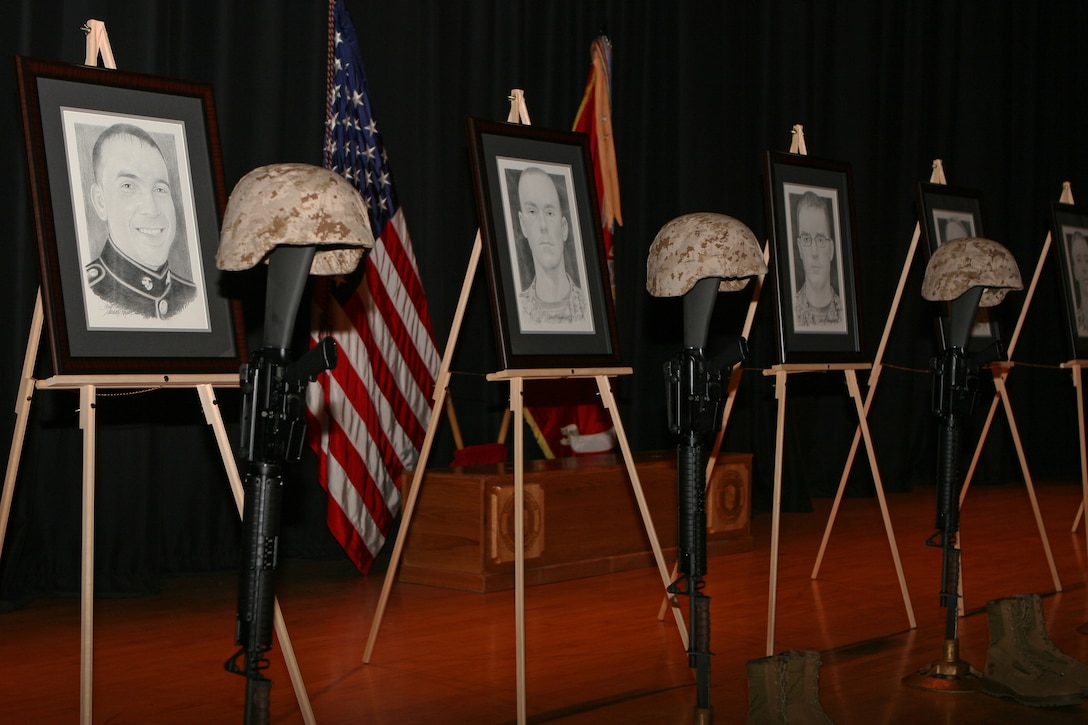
[[83, 122, 197, 321]]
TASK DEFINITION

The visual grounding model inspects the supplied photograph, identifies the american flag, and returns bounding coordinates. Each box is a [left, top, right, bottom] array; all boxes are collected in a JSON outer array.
[[306, 0, 440, 573]]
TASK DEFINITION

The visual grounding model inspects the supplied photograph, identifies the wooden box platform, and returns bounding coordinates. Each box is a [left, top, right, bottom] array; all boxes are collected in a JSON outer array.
[[398, 450, 752, 592]]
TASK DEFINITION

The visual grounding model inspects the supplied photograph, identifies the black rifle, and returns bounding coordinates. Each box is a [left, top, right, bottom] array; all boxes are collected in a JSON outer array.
[[664, 337, 746, 724], [927, 341, 1001, 643], [224, 336, 337, 724]]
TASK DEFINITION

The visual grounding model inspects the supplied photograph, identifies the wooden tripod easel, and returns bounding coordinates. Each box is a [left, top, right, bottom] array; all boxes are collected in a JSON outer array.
[[361, 91, 685, 725], [811, 160, 948, 582], [756, 128, 915, 656], [816, 166, 1066, 613], [954, 186, 1071, 598], [762, 362, 915, 655], [948, 182, 1068, 601], [0, 292, 316, 725]]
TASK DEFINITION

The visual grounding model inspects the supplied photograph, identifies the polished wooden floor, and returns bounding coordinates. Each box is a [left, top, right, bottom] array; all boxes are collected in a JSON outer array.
[[2, 477, 1088, 724]]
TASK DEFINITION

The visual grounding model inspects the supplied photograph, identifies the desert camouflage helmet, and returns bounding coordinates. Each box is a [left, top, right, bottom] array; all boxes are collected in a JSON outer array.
[[921, 236, 1022, 307], [217, 163, 374, 275], [646, 212, 767, 297]]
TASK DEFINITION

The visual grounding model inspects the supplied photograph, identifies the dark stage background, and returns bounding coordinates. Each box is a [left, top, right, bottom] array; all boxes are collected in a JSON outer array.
[[2, 1, 1086, 607]]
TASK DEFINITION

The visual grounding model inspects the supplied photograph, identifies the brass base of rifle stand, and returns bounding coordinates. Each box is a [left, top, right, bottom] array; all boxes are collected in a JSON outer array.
[[903, 638, 983, 692]]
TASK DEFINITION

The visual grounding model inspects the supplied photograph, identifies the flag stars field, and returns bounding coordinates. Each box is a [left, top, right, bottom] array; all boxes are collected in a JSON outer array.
[[307, 0, 441, 574]]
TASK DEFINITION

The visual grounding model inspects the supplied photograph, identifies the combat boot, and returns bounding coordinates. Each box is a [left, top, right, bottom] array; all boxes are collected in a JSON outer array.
[[1016, 593, 1088, 695], [745, 654, 782, 724], [783, 650, 834, 724], [746, 650, 834, 724], [982, 597, 1084, 707]]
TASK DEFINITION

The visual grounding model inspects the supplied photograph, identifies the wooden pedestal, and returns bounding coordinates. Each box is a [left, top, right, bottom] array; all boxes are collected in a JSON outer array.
[[399, 450, 752, 592]]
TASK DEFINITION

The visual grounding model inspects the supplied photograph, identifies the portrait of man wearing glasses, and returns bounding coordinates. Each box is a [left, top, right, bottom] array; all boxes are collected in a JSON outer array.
[[791, 190, 844, 329]]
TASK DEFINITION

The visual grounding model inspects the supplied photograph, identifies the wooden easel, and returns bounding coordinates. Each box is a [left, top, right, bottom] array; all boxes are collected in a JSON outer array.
[[361, 91, 685, 725], [814, 164, 1065, 615], [756, 128, 914, 656], [1006, 182, 1088, 556], [0, 292, 316, 725], [951, 183, 1071, 598], [762, 363, 915, 655], [812, 160, 948, 580]]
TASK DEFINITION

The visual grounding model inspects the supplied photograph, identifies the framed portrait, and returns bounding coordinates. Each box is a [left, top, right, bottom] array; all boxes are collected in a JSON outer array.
[[763, 151, 864, 363], [466, 118, 619, 369], [1049, 201, 1088, 360], [16, 56, 245, 375], [916, 182, 1000, 350]]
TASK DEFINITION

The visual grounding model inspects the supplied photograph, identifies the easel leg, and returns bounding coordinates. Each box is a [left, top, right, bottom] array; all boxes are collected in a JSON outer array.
[[366, 235, 481, 663], [364, 369, 452, 663], [0, 292, 44, 562], [1070, 366, 1087, 546], [196, 385, 316, 724], [0, 381, 35, 564], [811, 424, 857, 580], [767, 370, 787, 657], [705, 364, 744, 481], [595, 376, 688, 649], [511, 377, 528, 725], [844, 370, 916, 628], [79, 385, 96, 725], [993, 377, 1062, 593], [958, 393, 1002, 503]]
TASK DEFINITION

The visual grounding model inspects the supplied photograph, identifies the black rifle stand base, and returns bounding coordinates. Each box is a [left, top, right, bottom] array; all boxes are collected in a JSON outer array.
[[902, 639, 983, 693]]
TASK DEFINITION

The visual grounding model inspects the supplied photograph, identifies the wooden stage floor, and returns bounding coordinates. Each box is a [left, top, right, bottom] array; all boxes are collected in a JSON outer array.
[[2, 477, 1087, 723]]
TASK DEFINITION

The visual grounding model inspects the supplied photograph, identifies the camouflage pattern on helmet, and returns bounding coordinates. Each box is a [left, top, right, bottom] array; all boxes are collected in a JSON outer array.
[[646, 212, 767, 298], [217, 163, 374, 275], [921, 236, 1023, 307]]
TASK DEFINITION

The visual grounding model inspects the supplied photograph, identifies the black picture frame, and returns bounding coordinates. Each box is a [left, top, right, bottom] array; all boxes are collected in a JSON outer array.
[[916, 182, 1000, 349], [1049, 201, 1088, 360], [466, 118, 619, 369], [763, 151, 864, 363], [16, 56, 245, 376]]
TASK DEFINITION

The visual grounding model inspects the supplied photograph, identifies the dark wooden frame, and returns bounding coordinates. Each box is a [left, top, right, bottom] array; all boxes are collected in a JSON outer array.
[[1050, 201, 1088, 360], [466, 118, 619, 369], [916, 182, 1000, 350], [764, 150, 865, 363], [16, 56, 245, 375]]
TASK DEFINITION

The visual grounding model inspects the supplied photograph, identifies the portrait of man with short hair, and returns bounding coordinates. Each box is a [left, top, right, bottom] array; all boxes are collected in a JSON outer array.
[[498, 159, 595, 334], [783, 185, 848, 334], [62, 112, 210, 331]]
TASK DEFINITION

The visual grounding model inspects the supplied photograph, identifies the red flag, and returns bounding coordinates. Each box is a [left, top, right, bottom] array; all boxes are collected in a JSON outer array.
[[572, 36, 622, 289], [523, 36, 622, 458], [306, 0, 440, 573]]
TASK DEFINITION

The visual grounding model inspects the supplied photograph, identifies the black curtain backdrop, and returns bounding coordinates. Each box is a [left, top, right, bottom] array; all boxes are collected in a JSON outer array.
[[2, 0, 1086, 607]]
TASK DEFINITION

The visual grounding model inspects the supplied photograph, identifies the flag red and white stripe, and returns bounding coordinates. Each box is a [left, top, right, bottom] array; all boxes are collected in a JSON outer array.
[[306, 0, 440, 573]]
